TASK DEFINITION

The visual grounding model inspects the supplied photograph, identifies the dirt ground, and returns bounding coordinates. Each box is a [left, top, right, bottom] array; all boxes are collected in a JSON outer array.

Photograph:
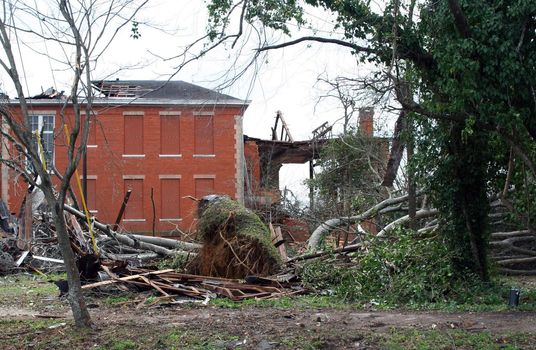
[[1, 274, 536, 349], [2, 303, 536, 349]]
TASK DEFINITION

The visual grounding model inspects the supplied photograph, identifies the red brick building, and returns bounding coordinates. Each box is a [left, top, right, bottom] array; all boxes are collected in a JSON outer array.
[[2, 80, 249, 234]]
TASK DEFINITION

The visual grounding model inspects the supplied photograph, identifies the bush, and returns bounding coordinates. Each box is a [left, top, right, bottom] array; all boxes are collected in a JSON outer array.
[[301, 228, 487, 305]]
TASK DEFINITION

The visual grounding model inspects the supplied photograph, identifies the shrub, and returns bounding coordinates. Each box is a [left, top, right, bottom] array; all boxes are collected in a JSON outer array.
[[301, 228, 484, 305]]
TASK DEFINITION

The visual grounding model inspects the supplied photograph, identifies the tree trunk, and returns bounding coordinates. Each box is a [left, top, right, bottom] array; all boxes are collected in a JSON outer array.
[[407, 117, 417, 230], [51, 200, 92, 328]]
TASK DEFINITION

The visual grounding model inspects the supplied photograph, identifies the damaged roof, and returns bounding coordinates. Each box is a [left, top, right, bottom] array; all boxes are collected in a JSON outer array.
[[92, 80, 243, 102], [11, 80, 249, 107]]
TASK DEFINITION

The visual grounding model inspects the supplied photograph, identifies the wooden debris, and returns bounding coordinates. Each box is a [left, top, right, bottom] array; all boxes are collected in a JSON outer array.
[[269, 223, 288, 261], [82, 268, 305, 301]]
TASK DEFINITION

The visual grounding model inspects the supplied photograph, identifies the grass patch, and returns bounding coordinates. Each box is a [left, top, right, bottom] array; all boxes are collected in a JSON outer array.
[[373, 329, 535, 350], [210, 294, 353, 310], [0, 273, 60, 297], [94, 339, 138, 350], [162, 329, 243, 350], [0, 318, 62, 331]]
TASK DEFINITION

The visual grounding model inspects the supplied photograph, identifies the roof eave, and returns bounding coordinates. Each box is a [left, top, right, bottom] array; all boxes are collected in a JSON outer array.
[[8, 98, 251, 108]]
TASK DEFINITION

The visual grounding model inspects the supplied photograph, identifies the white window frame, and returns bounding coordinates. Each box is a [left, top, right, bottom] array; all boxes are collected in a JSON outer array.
[[29, 114, 55, 171]]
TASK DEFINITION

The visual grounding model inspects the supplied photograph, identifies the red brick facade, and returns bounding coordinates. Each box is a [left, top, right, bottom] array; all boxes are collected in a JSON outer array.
[[2, 84, 248, 234]]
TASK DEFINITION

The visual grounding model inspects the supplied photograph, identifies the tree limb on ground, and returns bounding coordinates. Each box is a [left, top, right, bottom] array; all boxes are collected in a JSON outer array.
[[307, 192, 422, 251]]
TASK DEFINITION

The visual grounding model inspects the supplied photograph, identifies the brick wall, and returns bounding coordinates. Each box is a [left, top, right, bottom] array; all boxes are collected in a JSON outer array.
[[3, 103, 244, 235]]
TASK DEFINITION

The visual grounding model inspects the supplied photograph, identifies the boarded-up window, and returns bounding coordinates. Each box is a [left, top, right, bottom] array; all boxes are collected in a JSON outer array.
[[160, 116, 180, 154], [86, 178, 97, 211], [195, 178, 215, 198], [124, 116, 143, 154], [161, 178, 180, 219], [194, 115, 214, 154], [124, 179, 144, 219]]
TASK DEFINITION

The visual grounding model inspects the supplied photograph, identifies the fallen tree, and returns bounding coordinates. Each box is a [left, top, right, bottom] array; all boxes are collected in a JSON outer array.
[[187, 196, 281, 278], [307, 192, 421, 251], [306, 189, 536, 275]]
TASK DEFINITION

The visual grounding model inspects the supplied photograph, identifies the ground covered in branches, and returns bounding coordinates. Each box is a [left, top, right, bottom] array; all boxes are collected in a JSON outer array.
[[1, 274, 536, 349]]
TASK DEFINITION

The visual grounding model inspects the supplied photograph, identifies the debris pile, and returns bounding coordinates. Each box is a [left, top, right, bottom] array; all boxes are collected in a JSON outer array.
[[0, 197, 201, 275], [83, 268, 304, 301], [0, 193, 303, 303]]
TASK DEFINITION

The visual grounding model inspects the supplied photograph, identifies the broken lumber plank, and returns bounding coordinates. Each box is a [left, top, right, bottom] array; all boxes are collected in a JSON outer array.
[[101, 265, 129, 292], [274, 226, 288, 261], [32, 256, 64, 264], [82, 269, 174, 289], [139, 275, 169, 296], [113, 189, 132, 231]]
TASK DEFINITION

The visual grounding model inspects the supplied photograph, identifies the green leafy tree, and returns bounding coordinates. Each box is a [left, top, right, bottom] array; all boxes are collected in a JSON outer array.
[[193, 0, 536, 281], [309, 129, 387, 221]]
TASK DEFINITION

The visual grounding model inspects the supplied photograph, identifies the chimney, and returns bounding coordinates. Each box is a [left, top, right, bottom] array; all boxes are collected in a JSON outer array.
[[358, 107, 374, 136]]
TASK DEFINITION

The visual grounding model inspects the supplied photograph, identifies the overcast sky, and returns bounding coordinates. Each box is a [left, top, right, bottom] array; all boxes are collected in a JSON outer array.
[[0, 0, 393, 203]]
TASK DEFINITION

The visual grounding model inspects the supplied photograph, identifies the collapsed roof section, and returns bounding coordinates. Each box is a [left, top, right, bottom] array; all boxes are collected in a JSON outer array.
[[243, 108, 389, 208]]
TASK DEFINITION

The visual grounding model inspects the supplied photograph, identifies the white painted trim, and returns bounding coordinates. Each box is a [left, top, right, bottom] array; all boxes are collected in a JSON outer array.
[[159, 175, 181, 179], [122, 154, 145, 158], [193, 154, 216, 158], [123, 219, 146, 222], [87, 145, 98, 148], [193, 111, 215, 116], [159, 111, 182, 116], [123, 175, 145, 180], [159, 218, 182, 222], [13, 98, 251, 107], [79, 175, 98, 180], [27, 110, 56, 115], [159, 154, 182, 158], [123, 111, 144, 116], [235, 114, 244, 204], [194, 174, 216, 179]]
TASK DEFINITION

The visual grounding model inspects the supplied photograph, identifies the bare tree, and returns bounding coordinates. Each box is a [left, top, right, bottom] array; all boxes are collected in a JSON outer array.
[[0, 0, 146, 328]]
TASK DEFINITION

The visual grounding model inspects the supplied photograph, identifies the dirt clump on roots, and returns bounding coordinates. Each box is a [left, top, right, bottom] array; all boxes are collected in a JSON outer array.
[[187, 196, 281, 278]]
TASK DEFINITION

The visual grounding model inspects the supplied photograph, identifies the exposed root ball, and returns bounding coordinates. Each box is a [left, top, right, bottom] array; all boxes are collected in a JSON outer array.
[[188, 196, 281, 278]]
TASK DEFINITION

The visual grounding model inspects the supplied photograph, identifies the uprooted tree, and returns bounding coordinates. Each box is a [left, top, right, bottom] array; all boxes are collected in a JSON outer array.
[[0, 0, 146, 327], [180, 0, 536, 281]]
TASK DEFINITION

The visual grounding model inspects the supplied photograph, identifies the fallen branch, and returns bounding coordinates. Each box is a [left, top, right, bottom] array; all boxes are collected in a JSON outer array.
[[307, 192, 422, 251], [130, 234, 200, 251], [491, 230, 534, 239], [377, 209, 439, 236], [64, 204, 186, 257], [498, 268, 536, 275], [287, 243, 362, 263], [496, 256, 536, 266]]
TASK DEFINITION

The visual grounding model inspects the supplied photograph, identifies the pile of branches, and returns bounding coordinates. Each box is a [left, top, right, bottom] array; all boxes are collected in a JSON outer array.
[[0, 202, 200, 275], [306, 191, 536, 275]]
